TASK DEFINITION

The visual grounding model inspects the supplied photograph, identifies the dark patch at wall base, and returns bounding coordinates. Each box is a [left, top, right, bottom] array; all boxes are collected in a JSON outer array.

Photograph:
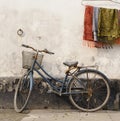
[[0, 77, 120, 110]]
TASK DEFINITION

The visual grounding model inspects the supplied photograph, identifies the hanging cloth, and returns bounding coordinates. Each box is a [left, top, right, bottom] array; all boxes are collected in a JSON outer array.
[[115, 10, 120, 44], [83, 5, 93, 41], [93, 7, 99, 41], [98, 8, 120, 44]]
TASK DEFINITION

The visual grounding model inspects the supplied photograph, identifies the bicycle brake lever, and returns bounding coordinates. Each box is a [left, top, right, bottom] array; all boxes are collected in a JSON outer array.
[[43, 49, 54, 55], [48, 52, 55, 55]]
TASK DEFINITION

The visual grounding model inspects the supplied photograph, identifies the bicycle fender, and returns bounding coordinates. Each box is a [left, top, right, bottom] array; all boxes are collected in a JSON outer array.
[[29, 71, 34, 91]]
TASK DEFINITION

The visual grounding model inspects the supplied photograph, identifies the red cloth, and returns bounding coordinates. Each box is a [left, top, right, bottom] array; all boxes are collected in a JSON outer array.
[[83, 6, 94, 41]]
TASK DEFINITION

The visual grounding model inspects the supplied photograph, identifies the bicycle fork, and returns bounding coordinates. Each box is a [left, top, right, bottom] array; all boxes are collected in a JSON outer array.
[[29, 71, 34, 91]]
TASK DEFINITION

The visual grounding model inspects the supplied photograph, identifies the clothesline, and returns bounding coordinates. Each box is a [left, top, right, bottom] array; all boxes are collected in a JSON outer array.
[[81, 0, 120, 5], [81, 0, 120, 13]]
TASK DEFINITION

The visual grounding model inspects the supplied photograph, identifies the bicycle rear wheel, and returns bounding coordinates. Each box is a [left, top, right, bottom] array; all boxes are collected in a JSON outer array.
[[69, 69, 110, 112], [14, 71, 33, 113]]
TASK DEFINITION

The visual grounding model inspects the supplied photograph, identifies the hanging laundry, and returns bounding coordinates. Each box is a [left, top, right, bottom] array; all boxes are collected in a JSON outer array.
[[98, 8, 120, 44], [83, 6, 120, 48], [115, 10, 120, 45], [83, 5, 93, 41], [93, 7, 99, 41]]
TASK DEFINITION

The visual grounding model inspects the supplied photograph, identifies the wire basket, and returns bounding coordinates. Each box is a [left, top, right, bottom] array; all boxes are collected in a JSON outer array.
[[22, 51, 43, 69]]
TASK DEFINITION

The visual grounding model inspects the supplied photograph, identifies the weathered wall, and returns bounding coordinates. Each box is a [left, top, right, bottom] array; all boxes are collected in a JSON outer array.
[[0, 0, 120, 79]]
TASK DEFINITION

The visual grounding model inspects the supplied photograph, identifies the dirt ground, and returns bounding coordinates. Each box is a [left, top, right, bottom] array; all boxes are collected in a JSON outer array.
[[0, 109, 120, 121]]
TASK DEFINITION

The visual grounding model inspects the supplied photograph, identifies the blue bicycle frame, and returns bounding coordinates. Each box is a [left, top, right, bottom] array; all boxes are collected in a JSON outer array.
[[29, 57, 70, 95]]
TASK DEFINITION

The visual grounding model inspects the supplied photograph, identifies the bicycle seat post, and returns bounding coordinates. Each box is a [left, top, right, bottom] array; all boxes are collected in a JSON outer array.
[[65, 66, 78, 76]]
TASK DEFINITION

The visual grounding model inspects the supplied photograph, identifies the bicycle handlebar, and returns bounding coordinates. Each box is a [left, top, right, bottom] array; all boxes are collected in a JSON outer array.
[[22, 44, 54, 55], [41, 49, 55, 55], [22, 44, 29, 48]]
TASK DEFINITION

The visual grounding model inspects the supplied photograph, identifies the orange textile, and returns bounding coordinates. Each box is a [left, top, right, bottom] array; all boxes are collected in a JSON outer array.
[[83, 6, 93, 41]]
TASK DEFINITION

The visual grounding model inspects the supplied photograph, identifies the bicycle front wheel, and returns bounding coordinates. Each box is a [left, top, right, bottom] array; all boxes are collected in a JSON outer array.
[[69, 69, 110, 112], [14, 71, 33, 113]]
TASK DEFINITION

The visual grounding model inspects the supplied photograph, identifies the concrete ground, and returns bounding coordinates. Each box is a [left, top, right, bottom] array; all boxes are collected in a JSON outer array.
[[0, 109, 120, 121]]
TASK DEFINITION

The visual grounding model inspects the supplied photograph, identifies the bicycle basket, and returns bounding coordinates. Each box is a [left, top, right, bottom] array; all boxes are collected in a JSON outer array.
[[22, 51, 43, 69]]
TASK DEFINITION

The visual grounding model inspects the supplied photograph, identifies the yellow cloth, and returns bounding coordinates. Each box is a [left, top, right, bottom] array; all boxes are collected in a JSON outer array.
[[98, 8, 120, 44]]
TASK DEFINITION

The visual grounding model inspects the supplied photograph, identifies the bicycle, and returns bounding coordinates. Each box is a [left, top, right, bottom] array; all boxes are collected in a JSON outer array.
[[14, 44, 110, 113]]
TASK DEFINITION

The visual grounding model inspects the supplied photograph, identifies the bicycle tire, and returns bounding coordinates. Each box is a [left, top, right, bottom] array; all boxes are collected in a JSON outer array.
[[14, 71, 33, 113], [69, 69, 110, 112]]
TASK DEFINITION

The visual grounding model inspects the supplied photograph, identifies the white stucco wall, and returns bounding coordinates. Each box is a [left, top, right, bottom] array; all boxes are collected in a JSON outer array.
[[0, 0, 120, 79]]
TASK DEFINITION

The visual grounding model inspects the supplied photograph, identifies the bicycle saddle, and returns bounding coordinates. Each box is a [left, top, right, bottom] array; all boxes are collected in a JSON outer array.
[[63, 61, 78, 67]]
